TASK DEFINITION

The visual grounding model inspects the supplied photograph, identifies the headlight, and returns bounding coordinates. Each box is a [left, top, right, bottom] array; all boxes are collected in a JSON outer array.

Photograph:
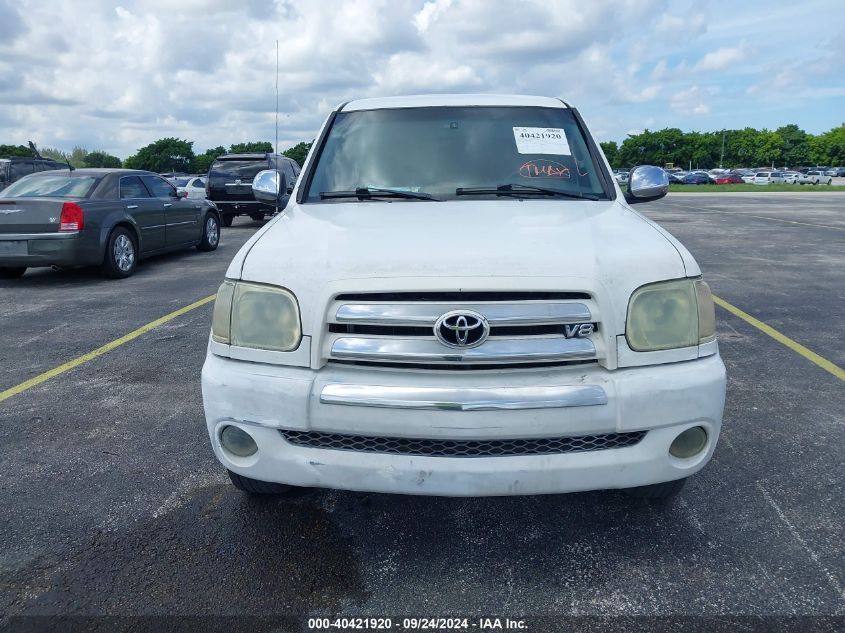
[[210, 279, 302, 352], [626, 278, 715, 352]]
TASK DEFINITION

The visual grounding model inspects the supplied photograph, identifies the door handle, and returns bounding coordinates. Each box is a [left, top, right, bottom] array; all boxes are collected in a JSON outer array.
[[163, 203, 173, 208], [126, 205, 138, 209]]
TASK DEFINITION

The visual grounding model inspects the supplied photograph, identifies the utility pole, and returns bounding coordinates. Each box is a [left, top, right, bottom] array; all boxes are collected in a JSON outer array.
[[720, 131, 726, 169]]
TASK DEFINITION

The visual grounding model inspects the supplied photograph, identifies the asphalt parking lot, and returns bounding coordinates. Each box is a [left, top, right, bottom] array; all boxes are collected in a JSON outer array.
[[1, 195, 843, 631]]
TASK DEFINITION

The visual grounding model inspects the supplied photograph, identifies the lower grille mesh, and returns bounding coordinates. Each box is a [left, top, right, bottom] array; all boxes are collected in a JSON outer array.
[[280, 429, 646, 458]]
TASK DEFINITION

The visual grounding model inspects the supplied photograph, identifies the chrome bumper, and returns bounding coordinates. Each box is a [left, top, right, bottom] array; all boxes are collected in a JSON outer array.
[[330, 337, 596, 364], [319, 383, 608, 411]]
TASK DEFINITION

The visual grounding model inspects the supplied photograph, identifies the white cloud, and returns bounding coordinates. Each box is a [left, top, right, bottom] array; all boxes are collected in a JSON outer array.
[[655, 12, 707, 43], [0, 0, 842, 156], [694, 45, 747, 71], [670, 86, 719, 116]]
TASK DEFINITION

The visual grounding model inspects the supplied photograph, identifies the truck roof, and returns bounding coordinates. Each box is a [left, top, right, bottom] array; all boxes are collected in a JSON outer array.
[[342, 94, 569, 112]]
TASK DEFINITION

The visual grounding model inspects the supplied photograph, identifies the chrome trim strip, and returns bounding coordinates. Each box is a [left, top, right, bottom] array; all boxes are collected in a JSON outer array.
[[165, 221, 196, 227], [0, 232, 79, 240], [320, 384, 608, 411], [335, 302, 592, 326], [330, 337, 596, 364], [141, 224, 166, 231]]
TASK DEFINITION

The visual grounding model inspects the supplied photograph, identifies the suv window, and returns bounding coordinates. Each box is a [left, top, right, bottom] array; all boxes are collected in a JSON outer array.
[[10, 161, 34, 180], [305, 106, 608, 202], [120, 176, 151, 199], [209, 160, 269, 182], [142, 175, 178, 198]]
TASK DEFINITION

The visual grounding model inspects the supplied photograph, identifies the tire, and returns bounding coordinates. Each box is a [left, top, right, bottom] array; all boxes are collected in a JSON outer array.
[[227, 469, 293, 495], [196, 213, 220, 252], [625, 477, 687, 499], [100, 227, 137, 279], [0, 267, 27, 279], [248, 212, 265, 222], [221, 213, 234, 228]]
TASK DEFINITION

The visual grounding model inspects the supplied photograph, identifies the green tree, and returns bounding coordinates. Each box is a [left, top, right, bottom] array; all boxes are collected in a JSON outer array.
[[0, 144, 33, 157], [283, 141, 313, 167], [776, 124, 810, 167], [84, 151, 122, 168], [809, 124, 845, 166], [599, 141, 619, 168], [756, 130, 784, 167], [38, 146, 90, 168], [229, 141, 273, 154], [124, 138, 195, 173]]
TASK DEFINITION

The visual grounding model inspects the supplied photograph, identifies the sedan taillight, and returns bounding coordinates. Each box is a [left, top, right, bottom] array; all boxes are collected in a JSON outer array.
[[59, 201, 84, 232]]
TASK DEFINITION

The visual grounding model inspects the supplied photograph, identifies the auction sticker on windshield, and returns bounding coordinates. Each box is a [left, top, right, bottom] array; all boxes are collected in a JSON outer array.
[[513, 127, 571, 155]]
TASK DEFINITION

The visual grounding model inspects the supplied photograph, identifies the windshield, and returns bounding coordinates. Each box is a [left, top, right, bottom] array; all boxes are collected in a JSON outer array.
[[209, 161, 267, 182], [305, 106, 608, 202], [0, 175, 97, 198]]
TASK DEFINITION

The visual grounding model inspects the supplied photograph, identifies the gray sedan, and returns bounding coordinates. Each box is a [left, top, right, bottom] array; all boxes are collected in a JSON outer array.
[[0, 168, 221, 279]]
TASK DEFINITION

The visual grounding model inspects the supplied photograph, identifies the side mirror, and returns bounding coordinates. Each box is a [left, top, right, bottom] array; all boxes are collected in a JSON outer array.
[[624, 165, 669, 204], [252, 169, 288, 204]]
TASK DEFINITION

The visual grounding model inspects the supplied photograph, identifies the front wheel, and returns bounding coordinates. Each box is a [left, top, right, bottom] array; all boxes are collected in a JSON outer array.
[[100, 227, 137, 279], [625, 477, 687, 499], [196, 214, 220, 251], [0, 267, 27, 279], [227, 469, 293, 495]]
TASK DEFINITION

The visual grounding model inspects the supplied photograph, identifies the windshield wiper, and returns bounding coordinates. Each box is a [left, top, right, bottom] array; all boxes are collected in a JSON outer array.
[[456, 183, 601, 201], [320, 187, 440, 201]]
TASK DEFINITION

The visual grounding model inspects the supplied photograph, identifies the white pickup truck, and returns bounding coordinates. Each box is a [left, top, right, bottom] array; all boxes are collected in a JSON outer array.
[[202, 94, 726, 500]]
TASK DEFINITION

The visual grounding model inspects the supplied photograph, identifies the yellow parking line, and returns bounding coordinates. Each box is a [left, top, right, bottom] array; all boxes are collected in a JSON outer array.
[[0, 294, 216, 404], [713, 295, 845, 382]]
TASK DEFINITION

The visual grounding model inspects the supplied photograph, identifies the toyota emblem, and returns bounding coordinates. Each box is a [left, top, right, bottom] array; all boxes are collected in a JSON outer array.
[[434, 310, 490, 348]]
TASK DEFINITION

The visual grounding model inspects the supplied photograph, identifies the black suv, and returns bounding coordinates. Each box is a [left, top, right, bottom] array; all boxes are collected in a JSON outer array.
[[0, 157, 67, 190], [206, 153, 300, 226]]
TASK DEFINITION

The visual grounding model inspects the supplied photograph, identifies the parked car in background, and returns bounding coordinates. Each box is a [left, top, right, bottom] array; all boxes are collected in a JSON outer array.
[[0, 157, 67, 190], [0, 168, 220, 279], [175, 175, 208, 200], [833, 167, 845, 177], [613, 170, 629, 184], [682, 172, 710, 185], [799, 171, 833, 185], [668, 172, 685, 184], [753, 171, 785, 185], [824, 168, 838, 177], [782, 172, 800, 184], [713, 173, 744, 185], [206, 153, 301, 226]]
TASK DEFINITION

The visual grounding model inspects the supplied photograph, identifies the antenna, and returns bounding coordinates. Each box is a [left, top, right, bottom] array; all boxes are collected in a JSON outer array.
[[275, 39, 280, 217]]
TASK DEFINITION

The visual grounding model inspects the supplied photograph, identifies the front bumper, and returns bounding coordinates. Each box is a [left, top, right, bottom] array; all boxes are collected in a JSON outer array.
[[201, 353, 726, 496]]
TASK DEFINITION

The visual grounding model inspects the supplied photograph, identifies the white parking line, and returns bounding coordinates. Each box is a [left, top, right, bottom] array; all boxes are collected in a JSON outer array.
[[756, 481, 845, 601]]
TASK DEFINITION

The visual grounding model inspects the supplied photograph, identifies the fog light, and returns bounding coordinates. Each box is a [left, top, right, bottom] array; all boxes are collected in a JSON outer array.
[[669, 426, 708, 458], [220, 425, 258, 457]]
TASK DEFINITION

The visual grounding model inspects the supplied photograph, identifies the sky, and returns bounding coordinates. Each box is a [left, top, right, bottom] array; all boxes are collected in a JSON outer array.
[[1, 0, 843, 159]]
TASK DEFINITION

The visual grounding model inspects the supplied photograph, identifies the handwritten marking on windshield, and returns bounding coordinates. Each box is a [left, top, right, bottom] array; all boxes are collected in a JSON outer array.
[[519, 160, 571, 179]]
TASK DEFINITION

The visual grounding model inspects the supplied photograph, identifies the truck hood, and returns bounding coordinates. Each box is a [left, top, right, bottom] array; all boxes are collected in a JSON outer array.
[[233, 199, 692, 334]]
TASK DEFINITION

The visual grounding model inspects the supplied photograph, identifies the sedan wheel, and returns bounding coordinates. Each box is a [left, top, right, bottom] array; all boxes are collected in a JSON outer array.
[[197, 214, 220, 252], [101, 227, 137, 279]]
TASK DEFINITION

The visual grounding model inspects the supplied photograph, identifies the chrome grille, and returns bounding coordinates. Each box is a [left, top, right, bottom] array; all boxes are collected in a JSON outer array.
[[280, 429, 646, 457], [325, 291, 601, 367]]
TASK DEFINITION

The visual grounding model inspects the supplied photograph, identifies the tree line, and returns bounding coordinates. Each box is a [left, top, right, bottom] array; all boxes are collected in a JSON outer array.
[[0, 139, 313, 173], [600, 123, 845, 170]]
